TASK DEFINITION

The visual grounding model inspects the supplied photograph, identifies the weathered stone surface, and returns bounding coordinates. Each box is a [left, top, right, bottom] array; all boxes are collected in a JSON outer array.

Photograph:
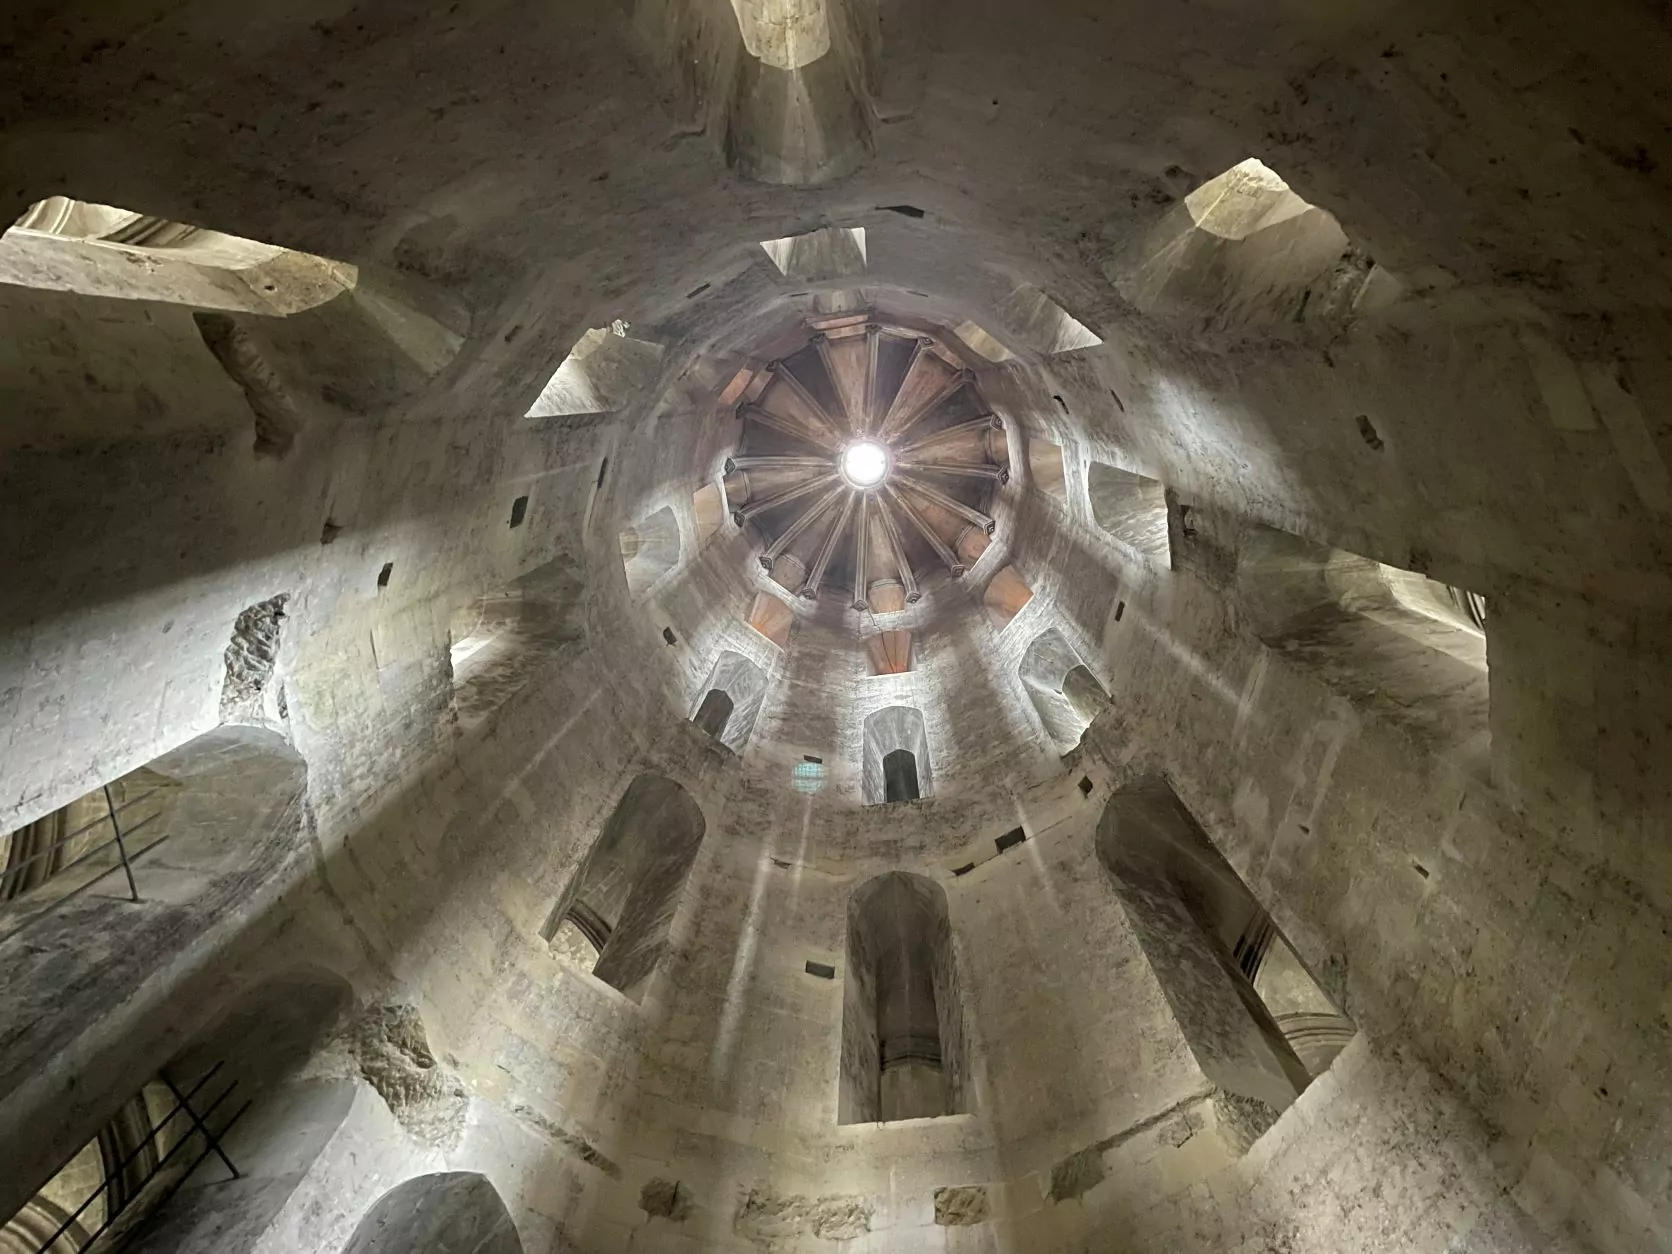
[[640, 1177, 692, 1220], [734, 1187, 873, 1244], [340, 1172, 522, 1254], [0, 6, 1666, 1254], [933, 1185, 989, 1226], [1048, 1146, 1107, 1203], [220, 593, 289, 720], [342, 1003, 467, 1146]]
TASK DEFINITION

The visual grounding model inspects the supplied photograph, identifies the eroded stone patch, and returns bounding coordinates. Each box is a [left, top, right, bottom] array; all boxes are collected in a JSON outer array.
[[1048, 1145, 1106, 1203], [734, 1186, 872, 1244], [641, 1177, 692, 1220], [340, 1002, 467, 1145], [933, 1185, 990, 1226], [221, 594, 289, 721]]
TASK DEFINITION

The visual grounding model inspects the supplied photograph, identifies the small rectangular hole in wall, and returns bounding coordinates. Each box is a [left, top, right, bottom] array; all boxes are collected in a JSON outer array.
[[596, 458, 609, 489], [951, 862, 975, 877], [662, 627, 677, 645], [772, 857, 792, 869], [803, 754, 823, 764], [377, 561, 394, 589], [1115, 600, 1126, 622], [1078, 776, 1093, 796], [509, 495, 529, 528], [805, 960, 836, 979], [995, 827, 1027, 854]]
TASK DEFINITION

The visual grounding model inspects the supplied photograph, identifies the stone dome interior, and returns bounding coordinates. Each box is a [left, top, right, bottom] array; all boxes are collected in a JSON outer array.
[[0, 2, 1669, 1253]]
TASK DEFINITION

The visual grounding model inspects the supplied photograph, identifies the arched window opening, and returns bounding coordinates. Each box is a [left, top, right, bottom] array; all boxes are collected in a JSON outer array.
[[1027, 437, 1067, 499], [882, 749, 920, 802], [0, 766, 178, 916], [542, 775, 706, 1000], [1, 967, 355, 1254], [0, 1079, 192, 1251], [982, 565, 1034, 633], [690, 652, 768, 750], [619, 506, 681, 598], [0, 727, 308, 1197], [839, 874, 969, 1124], [340, 1173, 523, 1254], [693, 689, 735, 739], [1018, 628, 1110, 751], [526, 322, 663, 418], [1106, 158, 1401, 333], [1, 196, 353, 315], [693, 482, 726, 545], [1238, 526, 1489, 767], [1097, 777, 1355, 1127], [448, 555, 585, 730], [862, 707, 932, 805], [1087, 462, 1169, 559]]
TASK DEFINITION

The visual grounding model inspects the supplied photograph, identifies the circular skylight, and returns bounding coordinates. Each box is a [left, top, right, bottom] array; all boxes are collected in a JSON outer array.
[[842, 440, 889, 488]]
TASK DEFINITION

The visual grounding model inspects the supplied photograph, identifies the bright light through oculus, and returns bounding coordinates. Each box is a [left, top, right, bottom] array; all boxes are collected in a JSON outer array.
[[842, 440, 889, 487]]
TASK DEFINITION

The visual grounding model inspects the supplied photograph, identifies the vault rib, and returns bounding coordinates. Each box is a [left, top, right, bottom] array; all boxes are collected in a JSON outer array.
[[851, 492, 871, 609], [873, 499, 920, 603], [894, 414, 1000, 458], [803, 491, 857, 599], [895, 473, 997, 535], [760, 485, 847, 569], [733, 472, 841, 526], [886, 484, 965, 578], [740, 401, 841, 451]]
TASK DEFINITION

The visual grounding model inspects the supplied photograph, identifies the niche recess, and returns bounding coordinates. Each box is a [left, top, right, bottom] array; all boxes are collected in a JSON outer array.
[[865, 630, 914, 675], [543, 775, 706, 1000], [526, 323, 663, 418], [997, 284, 1102, 355], [759, 226, 867, 280], [690, 651, 769, 750], [982, 565, 1034, 632], [343, 1174, 523, 1254], [1027, 437, 1068, 500], [693, 482, 726, 545], [746, 591, 794, 649], [839, 873, 969, 1124], [862, 706, 932, 805], [1238, 526, 1489, 768], [1019, 628, 1110, 751], [620, 507, 681, 597], [1088, 462, 1169, 559], [1105, 158, 1400, 333], [448, 555, 586, 730], [1097, 777, 1354, 1124]]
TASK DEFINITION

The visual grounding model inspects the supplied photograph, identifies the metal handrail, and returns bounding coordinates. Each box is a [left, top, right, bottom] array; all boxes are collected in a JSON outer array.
[[0, 829, 169, 947], [0, 788, 165, 881], [37, 1067, 241, 1252]]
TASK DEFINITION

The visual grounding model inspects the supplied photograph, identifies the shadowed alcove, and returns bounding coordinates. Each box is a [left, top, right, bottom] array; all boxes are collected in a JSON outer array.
[[542, 775, 707, 999], [838, 873, 969, 1124]]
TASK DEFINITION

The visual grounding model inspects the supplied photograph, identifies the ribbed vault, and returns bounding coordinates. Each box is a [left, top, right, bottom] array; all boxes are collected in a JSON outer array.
[[722, 315, 1008, 607]]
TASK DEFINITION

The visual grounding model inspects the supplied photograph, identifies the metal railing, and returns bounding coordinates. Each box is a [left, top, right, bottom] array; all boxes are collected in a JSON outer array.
[[0, 786, 172, 946], [34, 1061, 249, 1253]]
